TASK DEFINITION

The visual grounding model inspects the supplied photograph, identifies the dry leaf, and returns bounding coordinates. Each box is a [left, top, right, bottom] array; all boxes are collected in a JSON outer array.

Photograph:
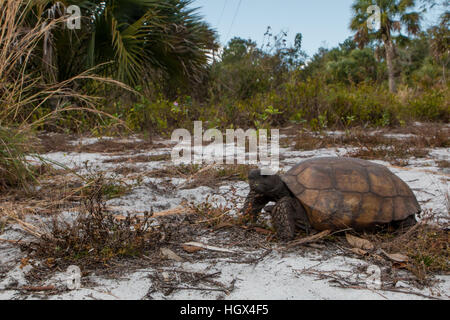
[[371, 254, 385, 262], [351, 248, 368, 256], [162, 272, 170, 282], [20, 257, 30, 269], [346, 234, 374, 250], [253, 227, 273, 235], [287, 230, 331, 248], [160, 248, 184, 262], [382, 250, 409, 263], [182, 244, 204, 253], [392, 262, 408, 269]]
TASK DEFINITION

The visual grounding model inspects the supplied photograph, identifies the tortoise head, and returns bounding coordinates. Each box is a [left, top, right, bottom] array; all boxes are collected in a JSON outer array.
[[248, 169, 287, 199]]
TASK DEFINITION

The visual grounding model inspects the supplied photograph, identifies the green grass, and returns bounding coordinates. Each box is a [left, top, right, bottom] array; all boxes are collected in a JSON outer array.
[[0, 127, 36, 192]]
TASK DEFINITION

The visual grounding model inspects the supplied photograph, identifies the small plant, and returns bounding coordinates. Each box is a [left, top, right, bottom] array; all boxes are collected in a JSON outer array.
[[29, 177, 160, 267], [0, 127, 35, 192], [318, 113, 328, 130], [254, 105, 283, 129]]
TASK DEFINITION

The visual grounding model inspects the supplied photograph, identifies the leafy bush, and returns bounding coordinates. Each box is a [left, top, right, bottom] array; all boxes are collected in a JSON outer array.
[[404, 88, 449, 122]]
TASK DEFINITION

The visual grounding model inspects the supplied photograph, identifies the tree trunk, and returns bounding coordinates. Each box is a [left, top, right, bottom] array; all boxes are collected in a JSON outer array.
[[383, 36, 397, 93]]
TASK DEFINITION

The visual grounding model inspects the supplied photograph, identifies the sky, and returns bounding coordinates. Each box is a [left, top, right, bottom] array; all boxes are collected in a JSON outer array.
[[192, 0, 446, 57]]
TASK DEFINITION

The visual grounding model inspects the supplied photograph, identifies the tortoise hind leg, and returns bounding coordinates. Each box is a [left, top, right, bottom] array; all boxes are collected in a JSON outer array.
[[393, 214, 417, 230], [271, 197, 310, 241]]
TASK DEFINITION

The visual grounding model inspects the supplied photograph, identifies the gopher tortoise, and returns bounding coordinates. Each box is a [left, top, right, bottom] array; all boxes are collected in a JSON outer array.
[[242, 157, 420, 241]]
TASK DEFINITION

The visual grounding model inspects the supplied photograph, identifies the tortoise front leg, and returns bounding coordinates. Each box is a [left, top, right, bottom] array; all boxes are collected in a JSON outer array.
[[271, 197, 297, 241], [271, 197, 311, 241], [241, 190, 271, 222]]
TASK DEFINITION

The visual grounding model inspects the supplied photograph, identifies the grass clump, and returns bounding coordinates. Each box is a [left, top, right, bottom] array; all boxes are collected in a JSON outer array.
[[0, 128, 35, 192], [380, 224, 449, 281], [29, 177, 160, 267]]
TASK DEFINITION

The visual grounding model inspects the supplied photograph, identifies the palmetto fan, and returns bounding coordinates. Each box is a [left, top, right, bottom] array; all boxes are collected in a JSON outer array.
[[24, 0, 217, 85]]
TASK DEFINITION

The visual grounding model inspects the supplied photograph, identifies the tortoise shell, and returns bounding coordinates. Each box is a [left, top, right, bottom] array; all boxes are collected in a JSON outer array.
[[281, 157, 420, 231]]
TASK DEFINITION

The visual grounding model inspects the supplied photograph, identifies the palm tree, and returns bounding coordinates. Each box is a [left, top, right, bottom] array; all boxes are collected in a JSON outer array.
[[350, 0, 422, 92], [24, 0, 217, 87], [428, 12, 449, 83]]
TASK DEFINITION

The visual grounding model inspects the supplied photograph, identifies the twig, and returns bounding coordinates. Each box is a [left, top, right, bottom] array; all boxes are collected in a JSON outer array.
[[0, 238, 26, 245], [178, 164, 215, 189], [381, 288, 445, 300], [112, 205, 194, 220], [286, 230, 331, 248], [229, 249, 272, 265], [7, 216, 43, 238], [335, 284, 444, 300], [160, 285, 228, 293], [329, 228, 353, 236], [182, 241, 238, 254], [20, 285, 56, 292], [188, 272, 222, 285]]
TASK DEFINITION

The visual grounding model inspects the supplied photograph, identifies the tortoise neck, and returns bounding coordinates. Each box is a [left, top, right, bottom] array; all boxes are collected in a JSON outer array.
[[270, 182, 292, 201]]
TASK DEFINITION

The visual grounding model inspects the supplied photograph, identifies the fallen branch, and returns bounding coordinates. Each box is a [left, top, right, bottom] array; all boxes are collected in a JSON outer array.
[[0, 238, 26, 245], [287, 230, 331, 248], [113, 205, 194, 220], [335, 284, 444, 300], [178, 164, 215, 189], [160, 285, 228, 293], [182, 241, 238, 254], [20, 285, 56, 292]]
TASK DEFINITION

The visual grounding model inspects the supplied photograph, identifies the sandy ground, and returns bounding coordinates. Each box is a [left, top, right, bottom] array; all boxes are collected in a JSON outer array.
[[0, 128, 448, 300]]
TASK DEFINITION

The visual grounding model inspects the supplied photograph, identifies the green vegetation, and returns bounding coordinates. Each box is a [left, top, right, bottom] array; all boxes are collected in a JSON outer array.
[[0, 0, 449, 192]]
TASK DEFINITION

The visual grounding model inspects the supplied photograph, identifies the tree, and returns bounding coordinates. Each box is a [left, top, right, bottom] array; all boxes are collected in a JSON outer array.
[[350, 0, 422, 92], [24, 0, 217, 88], [428, 12, 449, 82], [326, 48, 379, 84]]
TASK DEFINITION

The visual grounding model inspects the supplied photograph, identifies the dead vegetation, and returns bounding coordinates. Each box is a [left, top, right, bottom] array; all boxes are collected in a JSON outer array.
[[75, 139, 156, 154], [16, 177, 157, 268], [146, 163, 254, 189], [1, 177, 448, 295], [36, 133, 159, 154], [328, 212, 450, 285], [28, 184, 158, 268], [104, 154, 171, 164], [348, 145, 429, 166], [0, 126, 448, 297], [437, 160, 450, 169], [379, 225, 449, 281], [290, 124, 449, 166]]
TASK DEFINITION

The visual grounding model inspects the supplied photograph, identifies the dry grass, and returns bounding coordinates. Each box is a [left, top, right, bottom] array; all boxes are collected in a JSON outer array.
[[366, 223, 449, 283], [75, 139, 156, 154], [0, 0, 131, 192], [291, 125, 449, 166], [104, 153, 170, 164], [23, 177, 160, 268], [348, 145, 429, 166], [437, 160, 450, 169], [146, 164, 254, 189]]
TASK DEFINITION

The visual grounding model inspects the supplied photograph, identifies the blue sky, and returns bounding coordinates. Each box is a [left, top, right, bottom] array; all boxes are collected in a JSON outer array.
[[192, 0, 446, 57]]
